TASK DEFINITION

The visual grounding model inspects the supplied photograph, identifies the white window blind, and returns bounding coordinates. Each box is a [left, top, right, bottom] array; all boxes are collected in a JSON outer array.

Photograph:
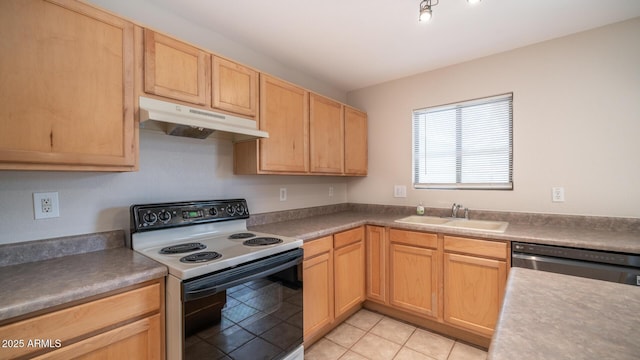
[[413, 93, 513, 190]]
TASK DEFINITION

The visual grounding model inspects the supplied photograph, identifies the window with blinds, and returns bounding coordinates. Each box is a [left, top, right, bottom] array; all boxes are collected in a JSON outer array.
[[412, 93, 513, 190]]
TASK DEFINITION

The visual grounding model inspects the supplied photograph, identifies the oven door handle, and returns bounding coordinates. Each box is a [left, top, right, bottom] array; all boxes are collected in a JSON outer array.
[[183, 254, 302, 301]]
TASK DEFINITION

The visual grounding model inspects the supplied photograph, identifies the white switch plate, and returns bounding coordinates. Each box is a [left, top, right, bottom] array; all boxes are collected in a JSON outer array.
[[394, 185, 407, 198], [279, 188, 287, 201], [329, 186, 334, 197], [552, 187, 565, 202], [33, 192, 60, 219]]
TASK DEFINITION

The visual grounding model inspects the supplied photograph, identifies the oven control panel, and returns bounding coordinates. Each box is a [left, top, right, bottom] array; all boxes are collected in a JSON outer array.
[[130, 199, 249, 232]]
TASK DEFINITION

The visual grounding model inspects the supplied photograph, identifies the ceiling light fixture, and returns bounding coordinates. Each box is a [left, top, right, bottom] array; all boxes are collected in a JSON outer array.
[[419, 0, 438, 22], [419, 0, 481, 22]]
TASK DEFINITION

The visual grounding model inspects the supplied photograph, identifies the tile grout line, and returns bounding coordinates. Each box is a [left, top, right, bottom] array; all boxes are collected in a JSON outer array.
[[309, 309, 486, 360]]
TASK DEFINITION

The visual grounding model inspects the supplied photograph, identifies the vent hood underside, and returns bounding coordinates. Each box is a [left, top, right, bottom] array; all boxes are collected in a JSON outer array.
[[139, 96, 268, 142]]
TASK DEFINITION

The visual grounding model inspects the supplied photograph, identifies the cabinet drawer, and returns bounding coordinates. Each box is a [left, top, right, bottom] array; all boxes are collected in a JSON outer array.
[[444, 236, 507, 260], [334, 227, 364, 249], [0, 283, 161, 359], [304, 236, 333, 259], [390, 229, 438, 249]]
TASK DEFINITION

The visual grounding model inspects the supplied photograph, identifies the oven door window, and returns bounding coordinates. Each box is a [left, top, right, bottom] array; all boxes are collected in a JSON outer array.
[[183, 249, 303, 359]]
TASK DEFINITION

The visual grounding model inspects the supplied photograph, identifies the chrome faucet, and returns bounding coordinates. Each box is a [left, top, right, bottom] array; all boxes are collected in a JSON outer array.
[[451, 203, 463, 218], [451, 203, 469, 219]]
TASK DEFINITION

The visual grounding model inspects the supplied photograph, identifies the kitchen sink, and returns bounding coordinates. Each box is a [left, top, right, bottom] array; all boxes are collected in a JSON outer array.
[[395, 216, 509, 233], [394, 215, 452, 225]]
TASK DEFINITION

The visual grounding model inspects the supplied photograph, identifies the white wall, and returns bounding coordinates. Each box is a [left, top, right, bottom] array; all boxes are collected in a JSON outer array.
[[0, 131, 347, 244], [346, 18, 640, 218]]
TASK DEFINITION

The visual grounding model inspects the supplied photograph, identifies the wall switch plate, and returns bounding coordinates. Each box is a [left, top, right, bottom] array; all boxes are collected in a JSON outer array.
[[33, 192, 60, 219], [329, 186, 334, 197], [279, 188, 287, 201], [552, 187, 565, 202], [394, 185, 407, 198]]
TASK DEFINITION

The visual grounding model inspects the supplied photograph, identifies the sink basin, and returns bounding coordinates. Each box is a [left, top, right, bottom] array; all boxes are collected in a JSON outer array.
[[444, 219, 509, 233], [395, 215, 452, 226], [394, 216, 508, 233]]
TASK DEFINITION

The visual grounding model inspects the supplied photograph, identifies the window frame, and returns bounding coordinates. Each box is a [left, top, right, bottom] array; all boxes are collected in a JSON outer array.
[[412, 93, 514, 190]]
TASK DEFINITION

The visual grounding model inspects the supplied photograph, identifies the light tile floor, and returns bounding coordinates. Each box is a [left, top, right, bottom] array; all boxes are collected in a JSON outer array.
[[304, 309, 487, 360]]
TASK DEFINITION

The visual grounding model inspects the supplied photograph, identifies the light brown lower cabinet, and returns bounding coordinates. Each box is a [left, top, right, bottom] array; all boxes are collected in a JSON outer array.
[[365, 225, 386, 303], [363, 227, 509, 347], [388, 229, 439, 318], [0, 280, 163, 359], [443, 236, 508, 336], [302, 236, 334, 339], [303, 226, 365, 345], [333, 227, 365, 318]]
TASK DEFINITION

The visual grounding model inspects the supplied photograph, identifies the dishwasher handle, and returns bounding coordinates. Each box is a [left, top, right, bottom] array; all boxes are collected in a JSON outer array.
[[512, 252, 640, 286]]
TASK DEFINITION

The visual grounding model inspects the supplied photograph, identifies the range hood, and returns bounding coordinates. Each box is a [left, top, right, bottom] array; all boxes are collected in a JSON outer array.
[[139, 96, 268, 141]]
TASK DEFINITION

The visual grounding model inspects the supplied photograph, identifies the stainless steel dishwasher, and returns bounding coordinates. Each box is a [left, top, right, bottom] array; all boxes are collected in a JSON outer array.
[[512, 242, 640, 286]]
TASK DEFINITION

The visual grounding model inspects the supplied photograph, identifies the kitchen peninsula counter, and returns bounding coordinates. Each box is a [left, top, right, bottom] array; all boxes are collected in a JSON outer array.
[[488, 267, 640, 359], [0, 230, 167, 322]]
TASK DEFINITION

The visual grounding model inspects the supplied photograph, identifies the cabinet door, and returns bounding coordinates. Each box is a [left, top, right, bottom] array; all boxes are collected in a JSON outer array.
[[389, 243, 438, 318], [443, 253, 506, 336], [303, 239, 334, 339], [34, 315, 161, 360], [334, 230, 365, 318], [144, 29, 210, 105], [344, 107, 368, 175], [212, 56, 258, 118], [310, 94, 344, 174], [365, 225, 386, 304], [259, 75, 309, 172], [0, 0, 136, 170]]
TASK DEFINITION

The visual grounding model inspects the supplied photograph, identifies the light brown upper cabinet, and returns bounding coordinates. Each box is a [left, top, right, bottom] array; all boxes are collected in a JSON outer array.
[[144, 30, 260, 122], [212, 57, 259, 118], [310, 94, 344, 174], [344, 106, 368, 175], [260, 75, 309, 172], [234, 85, 367, 176], [235, 75, 309, 174], [144, 29, 210, 105], [0, 0, 137, 171]]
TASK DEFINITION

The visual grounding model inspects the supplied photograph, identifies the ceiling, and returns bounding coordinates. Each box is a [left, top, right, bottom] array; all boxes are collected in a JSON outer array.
[[150, 0, 640, 93]]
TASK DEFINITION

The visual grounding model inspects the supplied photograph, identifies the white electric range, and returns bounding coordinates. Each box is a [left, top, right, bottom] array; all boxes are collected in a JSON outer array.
[[131, 199, 304, 360]]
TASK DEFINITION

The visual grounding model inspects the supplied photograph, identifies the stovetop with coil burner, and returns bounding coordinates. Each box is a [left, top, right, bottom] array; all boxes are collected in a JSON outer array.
[[130, 199, 303, 280]]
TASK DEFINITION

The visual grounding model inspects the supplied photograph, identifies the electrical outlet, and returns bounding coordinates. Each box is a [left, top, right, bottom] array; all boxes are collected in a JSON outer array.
[[329, 186, 334, 197], [33, 192, 60, 219], [394, 185, 407, 198], [280, 188, 287, 201], [552, 187, 565, 202]]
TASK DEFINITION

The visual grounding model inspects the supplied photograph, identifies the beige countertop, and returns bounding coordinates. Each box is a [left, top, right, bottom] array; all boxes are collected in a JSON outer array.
[[0, 231, 167, 323], [488, 268, 640, 360], [248, 210, 640, 254]]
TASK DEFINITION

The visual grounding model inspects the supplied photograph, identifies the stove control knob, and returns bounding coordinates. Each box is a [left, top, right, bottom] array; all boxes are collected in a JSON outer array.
[[209, 208, 218, 217], [226, 204, 236, 215], [235, 203, 246, 215], [158, 210, 171, 223], [142, 211, 158, 225]]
